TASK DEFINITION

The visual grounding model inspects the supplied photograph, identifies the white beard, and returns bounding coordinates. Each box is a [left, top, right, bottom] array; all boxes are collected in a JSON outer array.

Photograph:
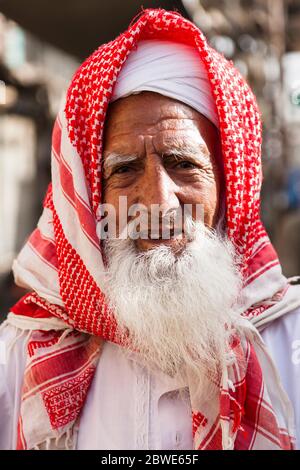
[[102, 219, 243, 398]]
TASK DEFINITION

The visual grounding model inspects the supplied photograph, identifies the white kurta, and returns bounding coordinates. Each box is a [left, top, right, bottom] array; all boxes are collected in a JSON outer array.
[[1, 307, 300, 450]]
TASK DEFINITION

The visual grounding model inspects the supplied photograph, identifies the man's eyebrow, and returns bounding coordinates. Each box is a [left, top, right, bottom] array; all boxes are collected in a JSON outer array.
[[102, 142, 211, 173], [102, 152, 140, 172], [162, 141, 211, 161]]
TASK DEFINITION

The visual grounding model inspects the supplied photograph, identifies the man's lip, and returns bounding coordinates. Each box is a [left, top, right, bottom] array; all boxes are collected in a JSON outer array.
[[138, 228, 184, 239], [135, 236, 188, 255], [135, 234, 185, 246]]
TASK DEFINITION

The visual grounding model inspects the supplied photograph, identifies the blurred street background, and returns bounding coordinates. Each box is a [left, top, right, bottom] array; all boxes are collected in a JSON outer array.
[[0, 0, 300, 319]]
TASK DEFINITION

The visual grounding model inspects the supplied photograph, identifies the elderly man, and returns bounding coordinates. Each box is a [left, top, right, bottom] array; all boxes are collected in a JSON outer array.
[[0, 9, 300, 451]]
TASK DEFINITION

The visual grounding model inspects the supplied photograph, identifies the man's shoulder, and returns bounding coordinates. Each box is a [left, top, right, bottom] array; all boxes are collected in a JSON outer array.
[[0, 321, 26, 450], [260, 295, 300, 449], [260, 301, 300, 375], [0, 322, 27, 383], [0, 320, 24, 347], [260, 281, 300, 335], [261, 303, 300, 343]]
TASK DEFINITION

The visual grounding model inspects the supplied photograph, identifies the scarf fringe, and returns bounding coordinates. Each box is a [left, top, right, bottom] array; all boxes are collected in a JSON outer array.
[[221, 360, 235, 450], [31, 427, 76, 450], [56, 328, 73, 346]]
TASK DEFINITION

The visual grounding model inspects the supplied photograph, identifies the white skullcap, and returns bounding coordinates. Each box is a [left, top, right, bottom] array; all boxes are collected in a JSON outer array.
[[111, 39, 219, 128]]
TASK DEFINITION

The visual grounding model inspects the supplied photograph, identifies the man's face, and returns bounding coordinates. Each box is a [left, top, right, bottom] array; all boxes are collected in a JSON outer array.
[[102, 91, 222, 251], [101, 93, 240, 381]]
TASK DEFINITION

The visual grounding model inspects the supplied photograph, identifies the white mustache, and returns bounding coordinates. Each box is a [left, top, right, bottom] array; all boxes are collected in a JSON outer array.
[[126, 208, 197, 240]]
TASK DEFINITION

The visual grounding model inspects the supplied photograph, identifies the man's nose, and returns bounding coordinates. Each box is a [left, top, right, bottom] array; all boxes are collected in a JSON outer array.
[[138, 157, 180, 212]]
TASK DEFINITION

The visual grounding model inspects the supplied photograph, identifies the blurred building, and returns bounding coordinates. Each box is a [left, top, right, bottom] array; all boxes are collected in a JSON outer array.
[[183, 0, 300, 275], [0, 13, 79, 316]]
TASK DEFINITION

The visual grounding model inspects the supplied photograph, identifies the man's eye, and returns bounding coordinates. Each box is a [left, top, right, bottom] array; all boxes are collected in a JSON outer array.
[[114, 165, 132, 174], [175, 161, 197, 169]]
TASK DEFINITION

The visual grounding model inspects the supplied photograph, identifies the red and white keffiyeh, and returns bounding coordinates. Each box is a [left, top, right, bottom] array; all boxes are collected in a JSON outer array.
[[4, 9, 297, 450]]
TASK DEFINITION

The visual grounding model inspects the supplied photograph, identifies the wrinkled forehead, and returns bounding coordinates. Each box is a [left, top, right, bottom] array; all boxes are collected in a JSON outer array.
[[103, 92, 222, 168]]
